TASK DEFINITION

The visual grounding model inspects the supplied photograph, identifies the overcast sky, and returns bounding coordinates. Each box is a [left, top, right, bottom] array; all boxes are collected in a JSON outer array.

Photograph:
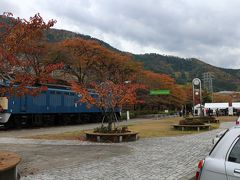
[[1, 0, 240, 69]]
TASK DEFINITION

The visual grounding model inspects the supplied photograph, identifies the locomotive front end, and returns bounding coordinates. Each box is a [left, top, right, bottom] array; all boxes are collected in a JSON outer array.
[[0, 97, 10, 125]]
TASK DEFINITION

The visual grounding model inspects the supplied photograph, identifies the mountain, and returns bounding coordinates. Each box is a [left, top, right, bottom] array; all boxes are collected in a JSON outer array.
[[133, 54, 240, 91], [1, 14, 239, 91], [45, 29, 120, 52], [46, 29, 240, 91]]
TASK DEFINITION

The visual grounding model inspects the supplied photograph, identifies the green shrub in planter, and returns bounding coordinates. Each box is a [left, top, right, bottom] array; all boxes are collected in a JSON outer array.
[[94, 125, 110, 133], [185, 116, 216, 123], [94, 125, 130, 133], [197, 116, 216, 123], [179, 119, 205, 125]]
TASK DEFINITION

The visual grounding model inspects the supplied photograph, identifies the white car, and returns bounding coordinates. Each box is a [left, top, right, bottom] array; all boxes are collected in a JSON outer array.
[[196, 126, 240, 180], [212, 129, 228, 145]]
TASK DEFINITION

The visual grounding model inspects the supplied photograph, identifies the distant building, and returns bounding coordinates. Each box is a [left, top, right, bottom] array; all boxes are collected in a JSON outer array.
[[204, 102, 240, 116]]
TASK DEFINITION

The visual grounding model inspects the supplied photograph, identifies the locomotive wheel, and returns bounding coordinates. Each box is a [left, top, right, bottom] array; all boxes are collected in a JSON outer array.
[[74, 115, 82, 124], [60, 116, 71, 125], [14, 117, 28, 128], [32, 115, 43, 127]]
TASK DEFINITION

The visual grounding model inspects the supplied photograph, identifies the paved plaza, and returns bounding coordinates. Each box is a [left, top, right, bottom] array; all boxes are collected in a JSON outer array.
[[0, 121, 234, 180]]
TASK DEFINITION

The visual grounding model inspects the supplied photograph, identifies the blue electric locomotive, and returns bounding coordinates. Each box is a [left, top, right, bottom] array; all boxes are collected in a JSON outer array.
[[0, 83, 108, 128]]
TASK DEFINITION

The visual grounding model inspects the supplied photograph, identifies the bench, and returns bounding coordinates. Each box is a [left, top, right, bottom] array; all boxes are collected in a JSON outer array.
[[172, 124, 211, 132]]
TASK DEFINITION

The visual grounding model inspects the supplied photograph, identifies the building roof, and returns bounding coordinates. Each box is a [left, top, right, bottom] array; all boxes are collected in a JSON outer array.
[[204, 102, 240, 109], [233, 102, 240, 108], [205, 103, 229, 109]]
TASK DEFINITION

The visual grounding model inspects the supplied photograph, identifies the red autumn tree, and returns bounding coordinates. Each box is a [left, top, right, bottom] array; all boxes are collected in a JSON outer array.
[[49, 38, 142, 85], [0, 13, 63, 96], [213, 93, 231, 103], [72, 80, 146, 130], [50, 38, 109, 84], [95, 52, 142, 84], [139, 70, 188, 110]]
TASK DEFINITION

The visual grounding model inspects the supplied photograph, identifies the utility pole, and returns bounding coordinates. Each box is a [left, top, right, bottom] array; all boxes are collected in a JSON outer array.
[[202, 72, 214, 102]]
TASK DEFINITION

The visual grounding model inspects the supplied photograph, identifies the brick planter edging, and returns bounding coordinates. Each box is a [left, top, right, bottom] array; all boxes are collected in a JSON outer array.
[[85, 131, 139, 143]]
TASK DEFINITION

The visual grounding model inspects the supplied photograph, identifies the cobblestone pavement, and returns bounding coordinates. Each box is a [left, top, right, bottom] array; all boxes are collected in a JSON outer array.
[[0, 121, 234, 180]]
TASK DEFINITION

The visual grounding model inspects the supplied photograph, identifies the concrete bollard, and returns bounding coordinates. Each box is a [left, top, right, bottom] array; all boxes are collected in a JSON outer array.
[[97, 136, 101, 142], [126, 111, 130, 121], [119, 136, 122, 142]]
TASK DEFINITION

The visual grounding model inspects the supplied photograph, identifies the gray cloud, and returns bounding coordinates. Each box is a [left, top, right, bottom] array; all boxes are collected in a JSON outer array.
[[0, 1, 19, 14], [2, 0, 240, 68]]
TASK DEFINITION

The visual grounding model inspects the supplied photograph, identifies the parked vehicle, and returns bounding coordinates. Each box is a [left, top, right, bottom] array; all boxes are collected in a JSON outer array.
[[236, 116, 240, 125], [196, 126, 240, 180], [0, 82, 120, 128], [212, 129, 228, 145]]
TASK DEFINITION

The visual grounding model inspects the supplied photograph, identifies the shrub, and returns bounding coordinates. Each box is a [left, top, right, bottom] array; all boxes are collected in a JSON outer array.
[[185, 116, 216, 123], [121, 126, 129, 133], [94, 125, 130, 133], [179, 119, 204, 125], [94, 125, 109, 133]]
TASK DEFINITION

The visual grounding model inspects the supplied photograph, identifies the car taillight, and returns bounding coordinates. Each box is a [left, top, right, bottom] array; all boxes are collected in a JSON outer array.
[[196, 159, 205, 180]]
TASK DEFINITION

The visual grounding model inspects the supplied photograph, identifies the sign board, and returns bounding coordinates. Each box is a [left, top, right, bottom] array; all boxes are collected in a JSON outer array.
[[150, 90, 170, 95]]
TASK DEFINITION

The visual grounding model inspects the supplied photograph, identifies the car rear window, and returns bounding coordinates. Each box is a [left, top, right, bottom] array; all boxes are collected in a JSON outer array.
[[209, 129, 229, 155], [228, 138, 240, 163]]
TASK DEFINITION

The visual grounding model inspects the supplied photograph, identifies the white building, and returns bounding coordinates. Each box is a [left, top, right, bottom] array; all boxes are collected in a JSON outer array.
[[203, 102, 240, 116]]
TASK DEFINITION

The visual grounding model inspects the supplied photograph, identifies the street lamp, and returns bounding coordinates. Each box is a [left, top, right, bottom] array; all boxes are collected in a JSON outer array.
[[124, 80, 131, 120]]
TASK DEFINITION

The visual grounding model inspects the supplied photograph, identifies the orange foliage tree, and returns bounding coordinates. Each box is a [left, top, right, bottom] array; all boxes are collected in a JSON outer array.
[[50, 38, 109, 84], [49, 37, 146, 130], [213, 93, 232, 103], [72, 80, 146, 130], [49, 38, 142, 85], [0, 13, 63, 96], [139, 70, 187, 110]]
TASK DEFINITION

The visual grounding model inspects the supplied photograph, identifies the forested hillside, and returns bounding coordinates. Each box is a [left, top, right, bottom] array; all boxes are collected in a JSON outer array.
[[45, 28, 240, 91], [1, 15, 239, 91], [134, 54, 240, 91]]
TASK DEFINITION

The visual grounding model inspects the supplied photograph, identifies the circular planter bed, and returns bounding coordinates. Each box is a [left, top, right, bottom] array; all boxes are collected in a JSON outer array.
[[185, 116, 219, 123], [0, 151, 21, 180], [179, 119, 205, 125], [172, 124, 211, 131], [85, 131, 139, 143], [172, 118, 212, 131]]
